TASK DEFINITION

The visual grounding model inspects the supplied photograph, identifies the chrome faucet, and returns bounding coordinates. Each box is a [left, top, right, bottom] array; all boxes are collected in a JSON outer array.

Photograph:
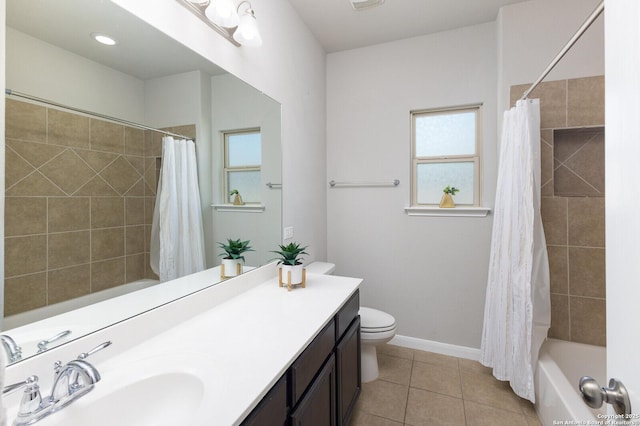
[[50, 359, 101, 406], [1, 334, 22, 363], [2, 341, 111, 425]]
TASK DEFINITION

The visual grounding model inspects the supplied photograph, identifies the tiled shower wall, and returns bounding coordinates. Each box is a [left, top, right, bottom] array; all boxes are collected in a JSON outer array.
[[511, 75, 606, 346], [4, 98, 195, 317]]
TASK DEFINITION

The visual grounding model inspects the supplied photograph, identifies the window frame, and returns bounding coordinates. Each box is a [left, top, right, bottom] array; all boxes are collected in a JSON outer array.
[[222, 127, 262, 204], [410, 105, 482, 207]]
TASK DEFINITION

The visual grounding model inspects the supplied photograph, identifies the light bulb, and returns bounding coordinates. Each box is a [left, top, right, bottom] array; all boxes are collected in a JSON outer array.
[[205, 0, 240, 28]]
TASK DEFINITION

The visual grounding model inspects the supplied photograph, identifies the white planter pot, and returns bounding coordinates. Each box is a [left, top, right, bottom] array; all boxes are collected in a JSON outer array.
[[280, 264, 304, 284], [221, 258, 243, 277]]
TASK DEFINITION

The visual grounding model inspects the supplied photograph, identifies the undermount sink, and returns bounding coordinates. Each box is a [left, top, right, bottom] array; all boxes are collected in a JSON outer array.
[[39, 372, 205, 426]]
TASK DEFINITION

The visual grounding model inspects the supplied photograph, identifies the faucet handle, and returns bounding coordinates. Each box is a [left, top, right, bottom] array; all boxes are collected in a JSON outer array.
[[37, 330, 72, 353], [1, 334, 23, 363], [77, 341, 112, 360], [2, 376, 44, 417]]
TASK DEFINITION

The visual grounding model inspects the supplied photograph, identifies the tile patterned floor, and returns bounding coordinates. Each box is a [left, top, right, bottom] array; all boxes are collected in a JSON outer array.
[[349, 344, 542, 426]]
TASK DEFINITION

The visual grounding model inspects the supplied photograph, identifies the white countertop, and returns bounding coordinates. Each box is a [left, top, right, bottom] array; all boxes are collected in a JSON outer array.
[[4, 265, 361, 426]]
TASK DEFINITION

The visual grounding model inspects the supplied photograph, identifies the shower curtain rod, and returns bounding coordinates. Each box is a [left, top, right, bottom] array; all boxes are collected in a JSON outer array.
[[5, 89, 195, 141], [520, 0, 604, 100]]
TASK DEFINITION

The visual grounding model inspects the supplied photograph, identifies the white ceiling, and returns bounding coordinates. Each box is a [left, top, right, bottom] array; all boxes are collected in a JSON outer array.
[[6, 0, 226, 80], [287, 0, 531, 53]]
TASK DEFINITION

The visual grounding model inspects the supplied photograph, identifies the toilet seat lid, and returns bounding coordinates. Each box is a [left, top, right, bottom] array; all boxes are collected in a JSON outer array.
[[359, 307, 396, 331]]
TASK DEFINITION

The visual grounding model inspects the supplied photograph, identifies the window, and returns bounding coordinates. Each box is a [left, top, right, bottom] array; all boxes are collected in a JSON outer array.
[[223, 129, 262, 203], [411, 105, 481, 206]]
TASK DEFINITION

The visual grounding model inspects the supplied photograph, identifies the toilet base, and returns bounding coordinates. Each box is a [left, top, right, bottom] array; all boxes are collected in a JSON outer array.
[[361, 343, 380, 383]]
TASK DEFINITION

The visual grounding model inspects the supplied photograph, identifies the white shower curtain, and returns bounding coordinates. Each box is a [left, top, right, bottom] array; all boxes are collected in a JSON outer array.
[[480, 99, 550, 402], [150, 137, 206, 281]]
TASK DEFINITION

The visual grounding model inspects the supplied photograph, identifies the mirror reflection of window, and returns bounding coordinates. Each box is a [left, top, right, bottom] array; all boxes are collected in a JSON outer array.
[[224, 129, 262, 203]]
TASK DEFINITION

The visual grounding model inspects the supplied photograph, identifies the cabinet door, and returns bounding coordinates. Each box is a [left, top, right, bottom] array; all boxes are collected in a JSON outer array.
[[336, 317, 361, 426], [290, 354, 336, 426], [241, 374, 288, 426]]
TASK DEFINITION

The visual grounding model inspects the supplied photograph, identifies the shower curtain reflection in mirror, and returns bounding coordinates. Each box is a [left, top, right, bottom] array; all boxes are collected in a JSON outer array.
[[150, 137, 206, 281]]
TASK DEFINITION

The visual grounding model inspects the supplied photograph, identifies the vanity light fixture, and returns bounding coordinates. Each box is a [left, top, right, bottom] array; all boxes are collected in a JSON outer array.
[[232, 2, 262, 47], [177, 0, 262, 47], [90, 32, 118, 46], [349, 0, 385, 11]]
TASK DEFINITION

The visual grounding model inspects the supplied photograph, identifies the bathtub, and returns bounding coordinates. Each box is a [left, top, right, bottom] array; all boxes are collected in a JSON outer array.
[[536, 338, 606, 425], [4, 278, 160, 330]]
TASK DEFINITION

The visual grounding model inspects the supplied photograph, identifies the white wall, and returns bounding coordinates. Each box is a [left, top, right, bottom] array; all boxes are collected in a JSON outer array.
[[326, 23, 498, 349], [0, 2, 5, 329], [111, 0, 328, 263], [497, 0, 604, 114], [5, 27, 146, 122], [211, 74, 282, 267]]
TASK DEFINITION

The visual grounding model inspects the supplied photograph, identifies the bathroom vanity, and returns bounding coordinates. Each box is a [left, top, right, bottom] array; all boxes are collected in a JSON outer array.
[[3, 264, 362, 426]]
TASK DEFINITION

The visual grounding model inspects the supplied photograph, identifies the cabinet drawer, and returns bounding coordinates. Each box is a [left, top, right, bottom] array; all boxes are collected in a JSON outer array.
[[290, 319, 336, 405], [335, 290, 359, 341], [241, 374, 288, 426]]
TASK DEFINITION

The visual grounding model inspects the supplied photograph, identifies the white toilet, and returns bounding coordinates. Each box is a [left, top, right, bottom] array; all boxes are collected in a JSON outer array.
[[305, 262, 397, 383]]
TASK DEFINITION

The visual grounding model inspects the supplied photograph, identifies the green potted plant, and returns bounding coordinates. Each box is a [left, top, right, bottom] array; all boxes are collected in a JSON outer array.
[[440, 185, 459, 208], [229, 189, 244, 205], [218, 238, 254, 277], [272, 242, 308, 287]]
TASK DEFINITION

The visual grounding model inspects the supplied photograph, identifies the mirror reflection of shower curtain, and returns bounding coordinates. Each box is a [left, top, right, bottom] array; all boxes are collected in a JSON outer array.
[[150, 137, 206, 281], [479, 99, 550, 403]]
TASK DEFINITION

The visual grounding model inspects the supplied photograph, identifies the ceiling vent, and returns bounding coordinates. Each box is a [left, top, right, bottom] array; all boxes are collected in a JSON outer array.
[[349, 0, 385, 11]]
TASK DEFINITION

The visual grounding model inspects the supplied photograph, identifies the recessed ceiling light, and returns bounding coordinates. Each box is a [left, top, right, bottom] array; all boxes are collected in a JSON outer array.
[[349, 0, 385, 11], [91, 32, 118, 46]]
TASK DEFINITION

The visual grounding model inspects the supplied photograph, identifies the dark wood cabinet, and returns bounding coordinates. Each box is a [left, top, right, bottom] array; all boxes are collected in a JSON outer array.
[[240, 289, 360, 426], [290, 354, 336, 426], [241, 374, 288, 426], [336, 316, 361, 426]]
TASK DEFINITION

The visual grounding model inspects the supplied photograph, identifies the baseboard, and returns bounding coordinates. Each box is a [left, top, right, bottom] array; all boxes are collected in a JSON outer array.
[[389, 335, 481, 361]]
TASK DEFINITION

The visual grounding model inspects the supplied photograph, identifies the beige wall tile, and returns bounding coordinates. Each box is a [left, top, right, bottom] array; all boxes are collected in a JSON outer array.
[[568, 76, 605, 127], [4, 272, 47, 316], [125, 226, 145, 255], [126, 253, 146, 283], [547, 245, 568, 295], [145, 130, 163, 157], [125, 179, 146, 196], [554, 165, 600, 197], [48, 264, 90, 304], [48, 197, 90, 232], [541, 197, 567, 245], [125, 197, 146, 226], [5, 197, 47, 237], [5, 146, 35, 189], [569, 247, 606, 298], [91, 197, 124, 229], [99, 156, 140, 195], [549, 294, 570, 340], [75, 149, 119, 173], [91, 228, 125, 261], [48, 231, 90, 269], [570, 296, 606, 346], [48, 109, 90, 148], [74, 176, 119, 196], [7, 139, 65, 169], [562, 130, 604, 193], [91, 258, 126, 292], [530, 80, 567, 129], [145, 252, 159, 280], [6, 99, 47, 142], [171, 124, 197, 140], [5, 235, 47, 277], [145, 197, 155, 225], [568, 197, 605, 247], [91, 119, 124, 154], [6, 171, 66, 197], [125, 127, 145, 156], [39, 149, 96, 194]]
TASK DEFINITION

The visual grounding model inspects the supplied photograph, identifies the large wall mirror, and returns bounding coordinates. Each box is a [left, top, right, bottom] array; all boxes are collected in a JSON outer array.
[[3, 0, 282, 364]]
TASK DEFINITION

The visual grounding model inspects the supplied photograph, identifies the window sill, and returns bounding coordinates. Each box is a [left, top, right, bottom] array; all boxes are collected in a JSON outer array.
[[404, 206, 491, 217], [211, 204, 265, 213]]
